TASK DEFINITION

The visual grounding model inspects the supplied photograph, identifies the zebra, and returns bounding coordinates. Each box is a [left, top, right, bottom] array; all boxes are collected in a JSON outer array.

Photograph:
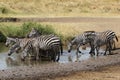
[[93, 30, 118, 56], [27, 28, 41, 38], [67, 31, 96, 60], [6, 30, 63, 62], [5, 37, 17, 47], [5, 37, 35, 57], [22, 34, 62, 62], [27, 28, 63, 54]]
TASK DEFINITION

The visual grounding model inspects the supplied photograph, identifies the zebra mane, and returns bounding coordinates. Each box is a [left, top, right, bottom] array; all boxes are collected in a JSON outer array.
[[71, 37, 75, 41], [84, 31, 95, 33]]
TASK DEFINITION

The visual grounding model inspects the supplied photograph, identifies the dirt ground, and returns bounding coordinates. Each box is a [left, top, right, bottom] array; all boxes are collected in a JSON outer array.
[[54, 63, 120, 80]]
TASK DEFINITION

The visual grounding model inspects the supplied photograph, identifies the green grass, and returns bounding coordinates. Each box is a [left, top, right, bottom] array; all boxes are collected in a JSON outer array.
[[0, 22, 57, 42]]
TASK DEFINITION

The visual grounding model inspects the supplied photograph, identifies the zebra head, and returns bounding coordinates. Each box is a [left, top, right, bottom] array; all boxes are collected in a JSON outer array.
[[68, 42, 72, 53], [68, 37, 76, 53], [8, 43, 20, 56], [28, 28, 41, 38], [5, 37, 17, 47]]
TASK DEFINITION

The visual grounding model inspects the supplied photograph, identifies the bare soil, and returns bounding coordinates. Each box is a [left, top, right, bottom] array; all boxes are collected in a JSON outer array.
[[54, 63, 120, 80]]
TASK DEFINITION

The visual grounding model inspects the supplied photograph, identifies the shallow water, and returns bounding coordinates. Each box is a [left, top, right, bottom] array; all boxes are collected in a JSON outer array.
[[0, 44, 105, 70]]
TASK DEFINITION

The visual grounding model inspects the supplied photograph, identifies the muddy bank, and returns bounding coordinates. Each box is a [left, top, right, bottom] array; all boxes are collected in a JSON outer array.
[[54, 63, 120, 80], [0, 50, 120, 80]]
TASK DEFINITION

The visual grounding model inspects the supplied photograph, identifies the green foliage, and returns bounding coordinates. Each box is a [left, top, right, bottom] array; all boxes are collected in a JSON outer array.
[[20, 22, 56, 37], [0, 7, 15, 14], [0, 31, 6, 42], [0, 7, 8, 14], [0, 22, 56, 42]]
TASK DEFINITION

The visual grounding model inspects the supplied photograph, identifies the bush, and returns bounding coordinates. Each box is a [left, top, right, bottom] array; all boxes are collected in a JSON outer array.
[[0, 31, 6, 42], [0, 7, 9, 14], [20, 22, 56, 37], [0, 22, 57, 42]]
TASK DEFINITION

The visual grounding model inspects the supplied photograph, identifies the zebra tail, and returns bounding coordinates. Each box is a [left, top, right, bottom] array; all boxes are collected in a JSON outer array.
[[115, 34, 118, 42], [60, 40, 63, 55]]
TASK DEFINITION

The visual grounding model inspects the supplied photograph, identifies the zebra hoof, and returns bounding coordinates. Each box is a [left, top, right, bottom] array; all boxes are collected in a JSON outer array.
[[21, 58, 25, 61], [68, 50, 71, 53], [104, 54, 107, 56], [108, 53, 113, 55], [8, 54, 11, 56], [78, 51, 81, 53]]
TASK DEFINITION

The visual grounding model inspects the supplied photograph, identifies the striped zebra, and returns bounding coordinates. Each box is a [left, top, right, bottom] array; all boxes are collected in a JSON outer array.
[[22, 34, 62, 62], [5, 37, 35, 56], [93, 30, 118, 56], [68, 31, 96, 60], [5, 37, 17, 47], [26, 28, 63, 61]]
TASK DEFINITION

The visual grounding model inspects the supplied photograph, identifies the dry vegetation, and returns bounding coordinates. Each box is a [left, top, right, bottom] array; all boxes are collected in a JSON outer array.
[[46, 22, 120, 47], [0, 0, 120, 17]]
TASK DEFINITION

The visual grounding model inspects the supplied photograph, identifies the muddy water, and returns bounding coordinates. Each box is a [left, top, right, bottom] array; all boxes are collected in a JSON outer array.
[[0, 44, 105, 70]]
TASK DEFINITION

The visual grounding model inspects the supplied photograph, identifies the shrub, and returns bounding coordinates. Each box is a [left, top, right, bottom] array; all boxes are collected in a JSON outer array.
[[20, 22, 56, 37], [0, 31, 6, 42], [0, 7, 9, 14], [0, 22, 57, 42]]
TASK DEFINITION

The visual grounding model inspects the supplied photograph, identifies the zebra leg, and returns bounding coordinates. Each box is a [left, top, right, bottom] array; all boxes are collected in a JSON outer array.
[[60, 40, 63, 55], [52, 49, 57, 62], [36, 47, 40, 60], [108, 41, 112, 55], [104, 42, 109, 55], [104, 46, 108, 55], [77, 44, 81, 53], [113, 40, 116, 49], [56, 48, 60, 62], [89, 42, 95, 56], [76, 47, 80, 61], [96, 47, 100, 56]]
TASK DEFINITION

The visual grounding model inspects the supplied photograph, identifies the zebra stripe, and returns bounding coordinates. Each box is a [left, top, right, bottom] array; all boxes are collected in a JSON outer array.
[[5, 37, 35, 56], [94, 30, 118, 56], [68, 31, 96, 60], [22, 34, 62, 61]]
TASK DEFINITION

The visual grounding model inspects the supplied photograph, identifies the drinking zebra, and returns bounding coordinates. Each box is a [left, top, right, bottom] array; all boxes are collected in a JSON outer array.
[[22, 34, 62, 61], [27, 28, 63, 60], [5, 27, 63, 61], [67, 31, 96, 60], [5, 37, 35, 56], [67, 30, 118, 57], [27, 27, 63, 54]]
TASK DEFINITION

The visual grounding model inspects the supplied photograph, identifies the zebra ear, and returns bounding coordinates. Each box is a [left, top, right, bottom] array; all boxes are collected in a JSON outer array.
[[15, 38, 19, 41], [71, 37, 75, 40]]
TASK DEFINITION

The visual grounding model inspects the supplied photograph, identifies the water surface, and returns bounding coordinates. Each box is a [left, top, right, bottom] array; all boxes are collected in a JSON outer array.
[[0, 44, 104, 70]]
